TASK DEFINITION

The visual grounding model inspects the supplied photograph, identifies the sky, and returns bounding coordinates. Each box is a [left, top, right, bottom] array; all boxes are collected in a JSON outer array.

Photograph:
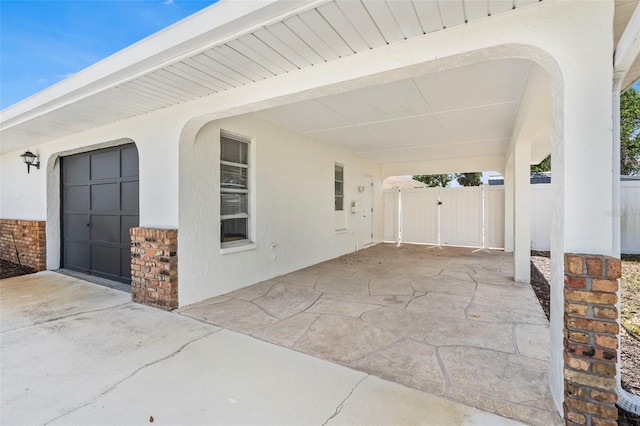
[[0, 0, 216, 110]]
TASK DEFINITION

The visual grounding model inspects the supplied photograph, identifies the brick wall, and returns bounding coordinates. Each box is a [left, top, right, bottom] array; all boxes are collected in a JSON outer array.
[[0, 219, 46, 271], [130, 227, 178, 310], [564, 253, 621, 426]]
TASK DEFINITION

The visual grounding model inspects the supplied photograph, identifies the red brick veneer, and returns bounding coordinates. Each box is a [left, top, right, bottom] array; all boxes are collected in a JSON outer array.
[[0, 219, 46, 271], [564, 253, 621, 426], [130, 227, 178, 310]]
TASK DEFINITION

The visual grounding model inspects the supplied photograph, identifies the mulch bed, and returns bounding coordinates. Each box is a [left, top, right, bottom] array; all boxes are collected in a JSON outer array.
[[0, 259, 36, 279], [530, 251, 640, 426], [530, 251, 551, 320]]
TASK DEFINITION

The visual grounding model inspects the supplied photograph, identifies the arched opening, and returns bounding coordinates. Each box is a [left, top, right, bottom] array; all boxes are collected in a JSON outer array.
[[174, 43, 567, 423]]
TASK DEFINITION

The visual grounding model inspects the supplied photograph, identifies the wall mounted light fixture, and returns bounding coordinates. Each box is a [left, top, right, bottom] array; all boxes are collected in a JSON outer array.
[[20, 150, 40, 174]]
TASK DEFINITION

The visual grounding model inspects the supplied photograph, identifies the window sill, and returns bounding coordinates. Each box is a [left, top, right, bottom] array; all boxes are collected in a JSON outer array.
[[220, 242, 257, 255], [334, 229, 348, 235]]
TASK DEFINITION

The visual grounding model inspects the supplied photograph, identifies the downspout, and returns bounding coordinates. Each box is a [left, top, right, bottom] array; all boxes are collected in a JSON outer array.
[[613, 1, 640, 415]]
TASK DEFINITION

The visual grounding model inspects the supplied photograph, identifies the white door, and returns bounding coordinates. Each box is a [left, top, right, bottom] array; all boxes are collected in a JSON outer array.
[[363, 176, 374, 245]]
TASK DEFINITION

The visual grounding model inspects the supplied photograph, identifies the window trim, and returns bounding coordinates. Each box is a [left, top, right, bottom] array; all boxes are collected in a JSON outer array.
[[220, 242, 257, 255]]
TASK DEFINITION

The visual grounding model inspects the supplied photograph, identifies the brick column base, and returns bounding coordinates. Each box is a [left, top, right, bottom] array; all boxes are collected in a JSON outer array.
[[0, 219, 46, 271], [563, 253, 621, 426], [130, 228, 178, 310]]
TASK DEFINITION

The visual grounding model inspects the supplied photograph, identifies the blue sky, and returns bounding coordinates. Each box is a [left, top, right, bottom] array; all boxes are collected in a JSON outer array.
[[0, 0, 216, 109]]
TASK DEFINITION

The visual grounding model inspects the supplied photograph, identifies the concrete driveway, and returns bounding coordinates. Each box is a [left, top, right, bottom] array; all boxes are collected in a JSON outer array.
[[180, 244, 561, 426], [1, 271, 524, 426]]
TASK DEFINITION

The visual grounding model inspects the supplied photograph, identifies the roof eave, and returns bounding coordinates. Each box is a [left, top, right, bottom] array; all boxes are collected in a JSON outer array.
[[0, 0, 326, 130], [616, 2, 640, 90]]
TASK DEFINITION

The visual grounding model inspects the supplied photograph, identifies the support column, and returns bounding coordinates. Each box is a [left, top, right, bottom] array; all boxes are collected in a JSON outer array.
[[514, 141, 531, 282], [545, 4, 616, 409], [563, 254, 620, 426], [131, 227, 178, 310], [504, 155, 515, 253]]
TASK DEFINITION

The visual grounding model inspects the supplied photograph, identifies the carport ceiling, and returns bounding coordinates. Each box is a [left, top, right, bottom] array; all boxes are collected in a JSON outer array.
[[254, 59, 533, 164]]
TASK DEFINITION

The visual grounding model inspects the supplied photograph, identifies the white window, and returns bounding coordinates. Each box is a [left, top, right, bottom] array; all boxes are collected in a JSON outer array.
[[335, 164, 344, 211], [220, 133, 251, 248]]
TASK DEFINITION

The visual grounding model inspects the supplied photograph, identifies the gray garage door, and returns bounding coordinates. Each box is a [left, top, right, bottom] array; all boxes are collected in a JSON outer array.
[[61, 144, 139, 284]]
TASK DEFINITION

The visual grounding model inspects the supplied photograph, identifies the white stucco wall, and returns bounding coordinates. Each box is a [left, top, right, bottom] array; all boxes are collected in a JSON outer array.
[[1, 111, 184, 269], [178, 114, 382, 306], [1, 116, 182, 227]]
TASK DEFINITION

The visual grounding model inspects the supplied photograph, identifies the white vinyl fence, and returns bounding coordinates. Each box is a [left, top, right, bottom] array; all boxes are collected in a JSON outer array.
[[530, 185, 553, 251], [384, 186, 504, 249], [383, 181, 640, 254], [621, 181, 640, 254]]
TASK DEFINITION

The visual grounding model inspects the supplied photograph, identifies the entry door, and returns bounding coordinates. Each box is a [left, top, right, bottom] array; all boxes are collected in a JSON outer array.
[[362, 176, 374, 245], [61, 144, 139, 284]]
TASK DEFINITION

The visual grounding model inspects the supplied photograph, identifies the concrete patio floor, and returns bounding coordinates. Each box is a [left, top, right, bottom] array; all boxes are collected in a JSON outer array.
[[180, 244, 562, 426], [1, 270, 526, 425]]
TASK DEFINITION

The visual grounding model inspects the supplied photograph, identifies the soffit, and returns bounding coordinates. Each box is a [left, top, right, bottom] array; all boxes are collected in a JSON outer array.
[[0, 0, 539, 154]]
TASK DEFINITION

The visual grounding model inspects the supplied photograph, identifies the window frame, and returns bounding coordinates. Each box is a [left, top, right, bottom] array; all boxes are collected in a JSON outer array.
[[335, 163, 344, 212], [220, 131, 253, 250]]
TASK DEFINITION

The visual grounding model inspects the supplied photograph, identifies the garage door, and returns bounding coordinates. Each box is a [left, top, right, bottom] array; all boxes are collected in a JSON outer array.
[[61, 144, 139, 284]]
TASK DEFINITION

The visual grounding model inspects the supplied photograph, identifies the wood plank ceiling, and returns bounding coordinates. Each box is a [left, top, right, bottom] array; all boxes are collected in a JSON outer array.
[[1, 0, 542, 152]]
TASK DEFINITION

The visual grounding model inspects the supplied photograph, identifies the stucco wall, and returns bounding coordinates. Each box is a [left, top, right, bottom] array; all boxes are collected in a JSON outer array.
[[1, 109, 383, 308], [0, 111, 185, 269], [178, 114, 382, 306], [0, 116, 181, 228]]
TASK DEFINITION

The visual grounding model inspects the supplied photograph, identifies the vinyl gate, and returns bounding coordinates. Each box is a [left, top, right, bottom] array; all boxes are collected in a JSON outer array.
[[401, 188, 439, 245], [385, 182, 640, 253], [384, 186, 504, 249], [440, 187, 483, 247]]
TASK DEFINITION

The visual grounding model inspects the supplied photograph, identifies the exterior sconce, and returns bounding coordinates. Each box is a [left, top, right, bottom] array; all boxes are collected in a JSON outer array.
[[20, 150, 40, 174]]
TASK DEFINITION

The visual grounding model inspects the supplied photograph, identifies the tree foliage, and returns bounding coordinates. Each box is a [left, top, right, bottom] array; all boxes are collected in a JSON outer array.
[[413, 173, 483, 187], [413, 174, 453, 187], [531, 155, 551, 173], [520, 87, 640, 177], [454, 172, 482, 186], [621, 88, 640, 175]]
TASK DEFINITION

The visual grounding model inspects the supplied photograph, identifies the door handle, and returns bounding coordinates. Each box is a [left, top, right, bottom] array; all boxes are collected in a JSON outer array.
[[86, 222, 91, 227]]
